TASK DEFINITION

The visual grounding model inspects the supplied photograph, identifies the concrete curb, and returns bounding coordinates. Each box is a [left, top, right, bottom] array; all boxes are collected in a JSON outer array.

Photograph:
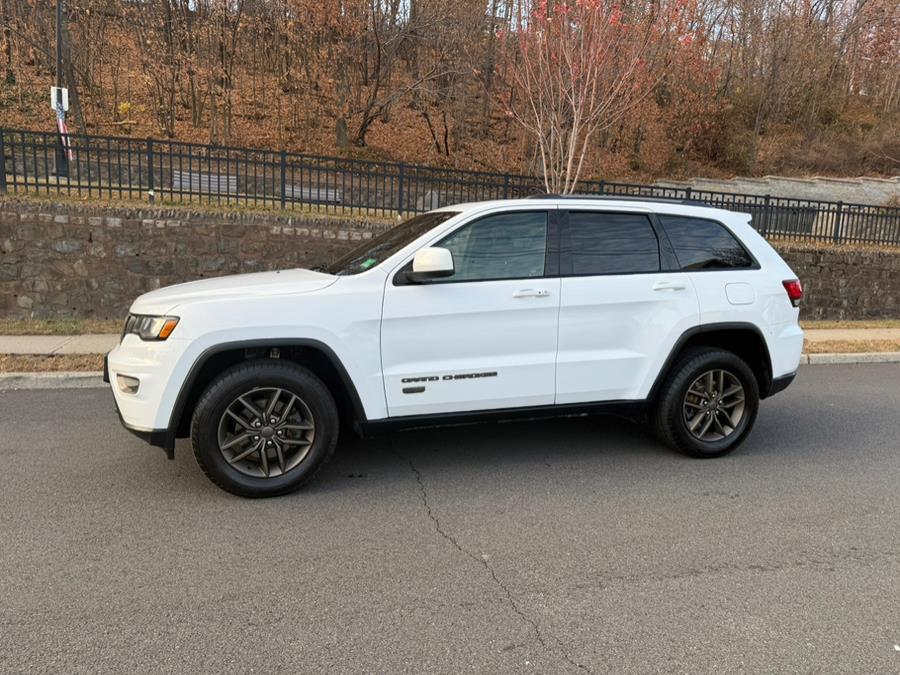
[[2, 354, 900, 391], [0, 372, 106, 390]]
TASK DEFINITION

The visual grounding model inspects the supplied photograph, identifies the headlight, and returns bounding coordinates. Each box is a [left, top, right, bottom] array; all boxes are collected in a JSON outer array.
[[123, 314, 179, 341]]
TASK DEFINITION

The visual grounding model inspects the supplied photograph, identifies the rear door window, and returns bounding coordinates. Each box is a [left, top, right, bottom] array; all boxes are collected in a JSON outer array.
[[563, 212, 660, 276]]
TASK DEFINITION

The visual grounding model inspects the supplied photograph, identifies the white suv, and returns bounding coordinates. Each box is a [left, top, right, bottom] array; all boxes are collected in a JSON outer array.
[[106, 197, 804, 497]]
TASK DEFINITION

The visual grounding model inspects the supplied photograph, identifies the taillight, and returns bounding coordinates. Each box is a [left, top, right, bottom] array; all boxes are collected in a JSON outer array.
[[782, 279, 803, 307]]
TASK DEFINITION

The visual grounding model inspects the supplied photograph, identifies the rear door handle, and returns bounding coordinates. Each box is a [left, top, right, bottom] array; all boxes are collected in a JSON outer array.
[[512, 288, 550, 298], [652, 281, 687, 292]]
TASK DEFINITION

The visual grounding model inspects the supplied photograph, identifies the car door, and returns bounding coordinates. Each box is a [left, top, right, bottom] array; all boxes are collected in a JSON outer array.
[[555, 209, 700, 404], [381, 209, 561, 417], [654, 214, 764, 325]]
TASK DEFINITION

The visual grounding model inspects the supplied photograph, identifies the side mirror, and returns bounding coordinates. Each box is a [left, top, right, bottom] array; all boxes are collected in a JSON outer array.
[[406, 247, 454, 283]]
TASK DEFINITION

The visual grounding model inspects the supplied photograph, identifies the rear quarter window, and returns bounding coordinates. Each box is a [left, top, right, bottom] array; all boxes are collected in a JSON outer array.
[[658, 215, 755, 270]]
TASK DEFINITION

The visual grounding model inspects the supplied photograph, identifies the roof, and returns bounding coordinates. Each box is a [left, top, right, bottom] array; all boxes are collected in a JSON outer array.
[[434, 196, 738, 218]]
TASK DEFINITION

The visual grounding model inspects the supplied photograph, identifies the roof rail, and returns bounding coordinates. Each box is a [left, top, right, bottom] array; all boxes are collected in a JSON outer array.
[[525, 193, 715, 207]]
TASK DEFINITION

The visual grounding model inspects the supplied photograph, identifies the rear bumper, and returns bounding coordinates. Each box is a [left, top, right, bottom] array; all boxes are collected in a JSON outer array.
[[765, 371, 796, 398]]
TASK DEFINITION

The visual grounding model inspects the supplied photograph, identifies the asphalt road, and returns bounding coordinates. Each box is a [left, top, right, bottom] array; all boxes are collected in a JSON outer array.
[[2, 364, 900, 674]]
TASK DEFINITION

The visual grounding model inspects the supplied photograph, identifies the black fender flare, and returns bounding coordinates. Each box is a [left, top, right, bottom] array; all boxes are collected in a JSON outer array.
[[166, 338, 368, 448], [647, 322, 774, 401]]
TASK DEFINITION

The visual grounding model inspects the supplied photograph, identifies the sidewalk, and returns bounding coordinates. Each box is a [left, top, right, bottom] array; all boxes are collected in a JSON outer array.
[[803, 328, 900, 344], [0, 334, 120, 355], [1, 329, 900, 355]]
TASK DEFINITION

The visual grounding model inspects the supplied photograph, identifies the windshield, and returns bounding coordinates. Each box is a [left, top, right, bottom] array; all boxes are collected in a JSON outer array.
[[323, 211, 459, 276]]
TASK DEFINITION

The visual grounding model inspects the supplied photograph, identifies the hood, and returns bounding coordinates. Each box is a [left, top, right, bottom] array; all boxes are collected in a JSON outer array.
[[130, 268, 338, 314]]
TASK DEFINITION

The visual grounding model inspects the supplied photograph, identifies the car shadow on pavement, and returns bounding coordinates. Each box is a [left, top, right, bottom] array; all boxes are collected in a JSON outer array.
[[152, 385, 871, 498], [303, 414, 675, 495]]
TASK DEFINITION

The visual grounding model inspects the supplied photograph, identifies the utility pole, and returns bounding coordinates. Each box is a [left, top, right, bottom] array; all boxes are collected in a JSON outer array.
[[54, 0, 69, 177]]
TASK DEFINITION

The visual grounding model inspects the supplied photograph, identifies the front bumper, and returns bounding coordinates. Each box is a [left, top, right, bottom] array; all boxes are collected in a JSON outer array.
[[106, 353, 175, 457], [106, 336, 202, 458]]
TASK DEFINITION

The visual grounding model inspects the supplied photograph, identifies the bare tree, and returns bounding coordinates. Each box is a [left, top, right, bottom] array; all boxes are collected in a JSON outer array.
[[500, 0, 694, 193]]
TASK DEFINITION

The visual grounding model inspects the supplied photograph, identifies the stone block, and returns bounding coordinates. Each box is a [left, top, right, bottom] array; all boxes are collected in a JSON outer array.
[[52, 240, 82, 254]]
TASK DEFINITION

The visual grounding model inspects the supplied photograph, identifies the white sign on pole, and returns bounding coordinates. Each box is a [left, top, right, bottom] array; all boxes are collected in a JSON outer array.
[[50, 86, 69, 112]]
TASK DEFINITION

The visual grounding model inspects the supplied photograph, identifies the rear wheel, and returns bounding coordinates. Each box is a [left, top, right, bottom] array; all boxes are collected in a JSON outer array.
[[190, 360, 339, 497], [652, 348, 759, 458]]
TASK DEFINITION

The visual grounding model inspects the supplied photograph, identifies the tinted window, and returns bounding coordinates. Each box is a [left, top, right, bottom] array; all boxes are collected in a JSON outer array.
[[565, 212, 660, 275], [325, 211, 458, 275], [659, 215, 754, 270], [437, 211, 548, 281]]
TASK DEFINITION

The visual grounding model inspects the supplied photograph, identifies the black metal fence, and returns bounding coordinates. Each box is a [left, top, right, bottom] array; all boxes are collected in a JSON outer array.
[[2, 127, 899, 246]]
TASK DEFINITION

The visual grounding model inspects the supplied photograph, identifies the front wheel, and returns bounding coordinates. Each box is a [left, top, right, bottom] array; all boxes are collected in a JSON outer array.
[[190, 360, 339, 497], [652, 348, 760, 458]]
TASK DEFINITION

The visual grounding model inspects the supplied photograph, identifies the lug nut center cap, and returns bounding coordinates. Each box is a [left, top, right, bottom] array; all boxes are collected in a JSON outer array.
[[260, 426, 275, 438]]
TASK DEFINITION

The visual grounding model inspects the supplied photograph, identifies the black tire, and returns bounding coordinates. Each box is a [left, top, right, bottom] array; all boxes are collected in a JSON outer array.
[[190, 359, 339, 497], [651, 347, 759, 458]]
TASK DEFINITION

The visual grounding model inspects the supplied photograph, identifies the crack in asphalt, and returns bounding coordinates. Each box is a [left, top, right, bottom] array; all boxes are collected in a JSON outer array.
[[393, 445, 593, 675]]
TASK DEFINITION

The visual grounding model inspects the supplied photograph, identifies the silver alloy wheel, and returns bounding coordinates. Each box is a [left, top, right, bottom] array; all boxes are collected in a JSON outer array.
[[682, 369, 746, 442], [217, 387, 316, 478]]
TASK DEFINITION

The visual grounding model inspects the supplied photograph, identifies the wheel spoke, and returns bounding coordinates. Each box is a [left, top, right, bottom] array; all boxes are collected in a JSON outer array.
[[230, 439, 262, 464], [278, 394, 297, 424], [705, 371, 714, 392], [688, 411, 706, 432], [718, 370, 725, 393], [281, 438, 312, 447], [699, 413, 715, 438], [274, 442, 286, 472], [221, 431, 253, 450], [688, 385, 707, 399], [237, 395, 263, 419], [684, 400, 704, 410], [281, 422, 314, 431], [712, 410, 728, 436], [265, 388, 283, 418], [719, 406, 735, 427], [259, 444, 269, 477], [721, 395, 744, 408], [722, 384, 742, 398], [224, 409, 251, 429]]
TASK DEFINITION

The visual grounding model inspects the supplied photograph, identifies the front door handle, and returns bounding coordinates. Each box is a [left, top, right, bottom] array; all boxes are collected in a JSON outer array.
[[512, 288, 550, 298], [652, 281, 687, 292]]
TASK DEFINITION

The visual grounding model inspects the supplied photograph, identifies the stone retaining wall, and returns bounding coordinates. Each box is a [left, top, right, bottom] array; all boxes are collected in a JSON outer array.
[[1, 199, 898, 320], [0, 200, 390, 319], [776, 243, 900, 320]]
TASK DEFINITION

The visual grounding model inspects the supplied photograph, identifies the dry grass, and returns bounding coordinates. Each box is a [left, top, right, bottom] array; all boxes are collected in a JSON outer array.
[[803, 339, 900, 354], [0, 189, 398, 224], [0, 354, 104, 372], [801, 320, 900, 330], [0, 318, 122, 335]]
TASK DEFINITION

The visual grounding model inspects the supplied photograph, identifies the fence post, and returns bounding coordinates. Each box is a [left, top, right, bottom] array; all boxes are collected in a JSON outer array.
[[832, 201, 844, 244], [146, 137, 155, 204], [0, 128, 6, 194], [397, 162, 405, 217], [685, 187, 692, 201], [598, 180, 605, 195], [761, 194, 771, 237], [279, 149, 287, 210], [503, 173, 510, 200]]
